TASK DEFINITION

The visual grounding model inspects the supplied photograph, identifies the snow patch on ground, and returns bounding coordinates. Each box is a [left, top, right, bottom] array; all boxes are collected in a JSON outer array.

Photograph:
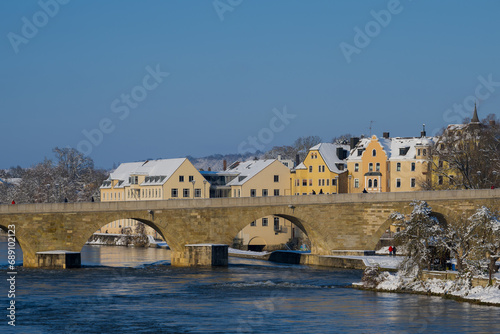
[[334, 255, 403, 269], [228, 248, 269, 256]]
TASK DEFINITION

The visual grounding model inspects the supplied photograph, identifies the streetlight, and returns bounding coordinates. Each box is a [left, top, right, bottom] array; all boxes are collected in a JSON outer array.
[[335, 175, 339, 194], [348, 175, 352, 194], [191, 180, 196, 199]]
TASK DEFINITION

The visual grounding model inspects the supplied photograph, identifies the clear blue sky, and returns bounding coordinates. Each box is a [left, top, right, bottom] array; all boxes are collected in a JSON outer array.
[[1, 0, 499, 169]]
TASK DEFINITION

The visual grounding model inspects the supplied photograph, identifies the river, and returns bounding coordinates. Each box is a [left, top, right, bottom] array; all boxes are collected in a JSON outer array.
[[0, 238, 498, 333]]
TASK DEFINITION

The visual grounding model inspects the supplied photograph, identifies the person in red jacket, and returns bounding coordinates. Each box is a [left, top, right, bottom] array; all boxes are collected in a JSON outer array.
[[11, 200, 15, 205], [388, 246, 393, 256]]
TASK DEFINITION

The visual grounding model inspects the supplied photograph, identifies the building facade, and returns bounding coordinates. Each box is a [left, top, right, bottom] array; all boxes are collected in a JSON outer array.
[[347, 133, 434, 193], [291, 143, 350, 195]]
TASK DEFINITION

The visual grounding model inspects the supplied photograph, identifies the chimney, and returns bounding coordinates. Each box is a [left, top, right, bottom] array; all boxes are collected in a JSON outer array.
[[350, 137, 360, 150], [208, 167, 211, 171], [421, 124, 426, 137], [223, 160, 227, 171], [383, 132, 390, 139], [277, 154, 282, 161], [295, 154, 300, 167]]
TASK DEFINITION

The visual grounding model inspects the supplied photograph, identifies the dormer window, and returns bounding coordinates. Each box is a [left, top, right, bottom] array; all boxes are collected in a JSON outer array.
[[372, 149, 377, 157], [399, 147, 410, 156]]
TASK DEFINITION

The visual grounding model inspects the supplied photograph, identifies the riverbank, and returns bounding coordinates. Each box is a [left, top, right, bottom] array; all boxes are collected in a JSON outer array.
[[353, 269, 500, 306]]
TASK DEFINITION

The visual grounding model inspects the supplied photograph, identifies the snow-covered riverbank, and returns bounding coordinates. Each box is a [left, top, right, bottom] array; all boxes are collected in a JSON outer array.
[[355, 269, 500, 306]]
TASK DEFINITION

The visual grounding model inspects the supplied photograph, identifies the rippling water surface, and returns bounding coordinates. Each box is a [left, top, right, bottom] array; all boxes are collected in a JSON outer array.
[[0, 239, 498, 333]]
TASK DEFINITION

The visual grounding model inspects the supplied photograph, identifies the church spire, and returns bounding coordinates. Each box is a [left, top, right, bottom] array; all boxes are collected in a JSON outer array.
[[471, 102, 480, 123]]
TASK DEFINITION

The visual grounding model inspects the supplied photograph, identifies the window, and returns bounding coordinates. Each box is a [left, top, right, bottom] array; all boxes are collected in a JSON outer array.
[[417, 149, 421, 156], [309, 166, 313, 173], [318, 165, 325, 172], [274, 189, 280, 196], [376, 163, 380, 171], [373, 179, 378, 188], [250, 221, 256, 227], [189, 175, 194, 182], [262, 189, 268, 197], [274, 175, 279, 182], [309, 179, 313, 186], [183, 189, 190, 198], [179, 175, 184, 182], [411, 178, 416, 188], [354, 179, 359, 188], [250, 189, 256, 197], [332, 179, 337, 186], [369, 163, 373, 172], [438, 176, 443, 185], [295, 179, 300, 186], [396, 179, 401, 188], [396, 162, 401, 171], [318, 179, 322, 186], [411, 163, 416, 172], [326, 179, 329, 186], [195, 189, 201, 197], [274, 217, 280, 231], [372, 149, 377, 157], [302, 179, 307, 186], [423, 149, 427, 156], [368, 179, 373, 188], [354, 163, 359, 172], [171, 188, 178, 198], [262, 218, 268, 227]]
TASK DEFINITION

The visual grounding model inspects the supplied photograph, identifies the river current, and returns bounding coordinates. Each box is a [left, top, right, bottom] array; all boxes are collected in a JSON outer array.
[[0, 238, 498, 333]]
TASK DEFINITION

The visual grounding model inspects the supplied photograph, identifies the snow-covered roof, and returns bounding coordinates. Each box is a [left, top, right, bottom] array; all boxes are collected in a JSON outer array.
[[294, 162, 307, 170], [309, 143, 350, 174], [347, 138, 372, 161], [347, 136, 436, 161], [102, 158, 187, 188], [226, 159, 277, 186]]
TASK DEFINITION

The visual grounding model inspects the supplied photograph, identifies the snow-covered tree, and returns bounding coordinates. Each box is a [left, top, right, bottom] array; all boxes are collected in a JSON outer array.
[[471, 207, 500, 285], [391, 201, 442, 278], [437, 211, 484, 274]]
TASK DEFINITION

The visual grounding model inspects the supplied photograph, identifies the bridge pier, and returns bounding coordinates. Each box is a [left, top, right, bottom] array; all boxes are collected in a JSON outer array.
[[36, 251, 81, 269], [171, 244, 228, 267]]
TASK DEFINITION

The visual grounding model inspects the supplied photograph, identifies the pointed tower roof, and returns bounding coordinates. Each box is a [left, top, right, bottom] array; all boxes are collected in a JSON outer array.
[[471, 102, 480, 123]]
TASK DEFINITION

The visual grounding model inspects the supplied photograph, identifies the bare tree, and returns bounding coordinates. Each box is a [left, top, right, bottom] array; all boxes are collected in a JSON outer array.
[[429, 114, 500, 190], [331, 133, 353, 145]]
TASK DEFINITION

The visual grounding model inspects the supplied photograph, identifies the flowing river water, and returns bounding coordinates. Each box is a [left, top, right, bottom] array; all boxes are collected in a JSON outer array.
[[0, 238, 498, 333]]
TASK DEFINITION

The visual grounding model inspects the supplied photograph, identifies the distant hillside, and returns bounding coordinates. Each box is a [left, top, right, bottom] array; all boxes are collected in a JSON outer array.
[[187, 152, 264, 171]]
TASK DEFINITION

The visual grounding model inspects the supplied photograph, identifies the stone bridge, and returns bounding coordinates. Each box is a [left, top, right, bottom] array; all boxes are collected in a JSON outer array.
[[0, 189, 498, 267]]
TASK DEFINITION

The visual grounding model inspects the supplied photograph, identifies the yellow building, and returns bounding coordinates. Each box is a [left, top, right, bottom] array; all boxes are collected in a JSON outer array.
[[291, 143, 350, 195], [226, 159, 307, 251], [347, 133, 434, 193], [99, 158, 210, 237]]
